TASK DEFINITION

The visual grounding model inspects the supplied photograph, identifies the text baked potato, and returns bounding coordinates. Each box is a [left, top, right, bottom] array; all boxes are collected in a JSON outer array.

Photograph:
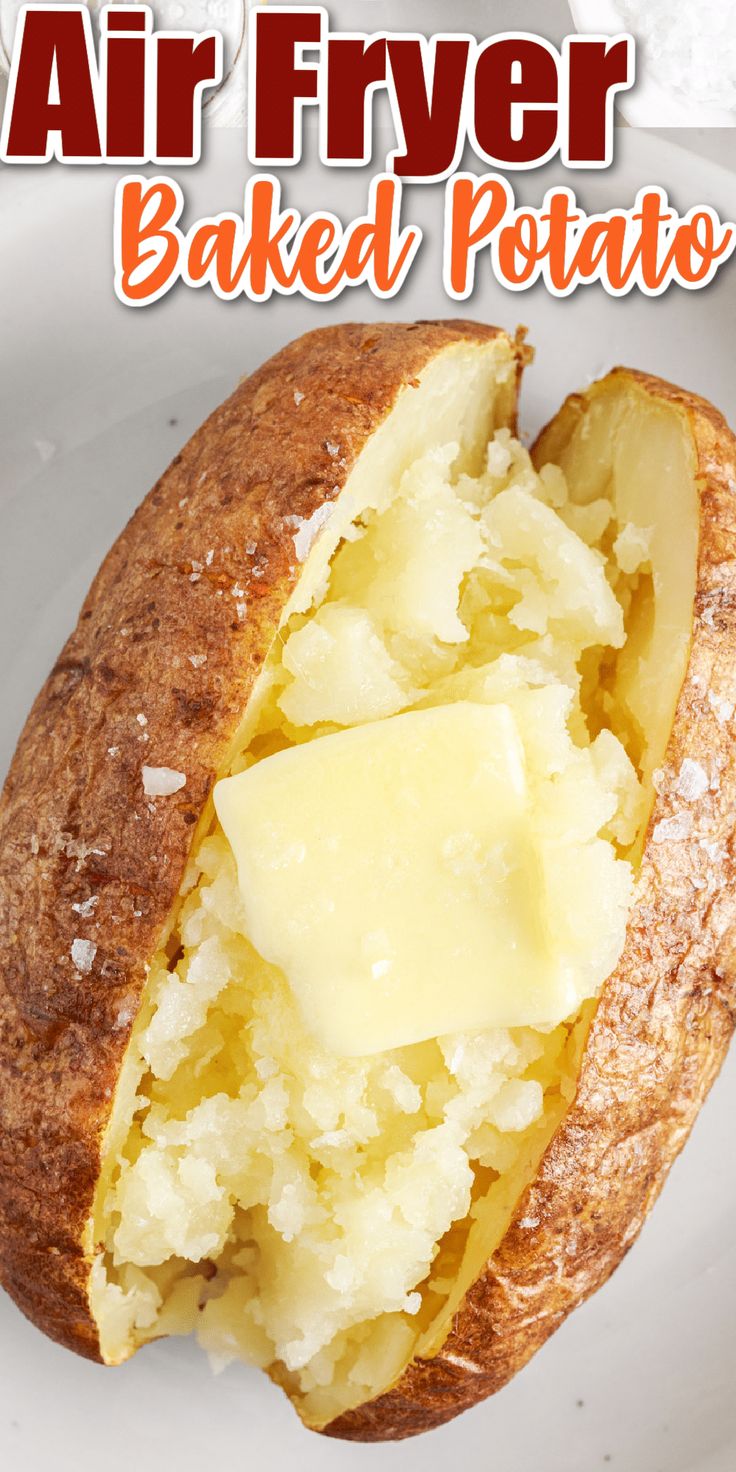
[[1, 321, 736, 1441]]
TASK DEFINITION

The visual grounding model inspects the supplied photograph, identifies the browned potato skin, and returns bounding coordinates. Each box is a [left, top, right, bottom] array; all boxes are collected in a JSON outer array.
[[325, 370, 736, 1441], [0, 321, 518, 1361]]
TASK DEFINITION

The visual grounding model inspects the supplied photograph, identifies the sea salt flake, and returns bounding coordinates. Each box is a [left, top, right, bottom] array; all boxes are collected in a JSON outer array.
[[142, 765, 186, 797], [652, 811, 693, 844], [108, 746, 120, 757], [325, 440, 340, 458], [285, 502, 336, 562], [71, 938, 97, 973], [60, 835, 106, 870], [72, 895, 99, 918], [674, 758, 709, 802], [188, 654, 207, 668], [205, 549, 214, 566], [245, 539, 258, 555], [136, 713, 148, 727], [708, 690, 734, 724], [293, 389, 304, 406]]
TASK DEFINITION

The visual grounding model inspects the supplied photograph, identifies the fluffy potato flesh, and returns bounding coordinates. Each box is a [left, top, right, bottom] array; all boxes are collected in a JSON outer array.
[[89, 354, 698, 1428]]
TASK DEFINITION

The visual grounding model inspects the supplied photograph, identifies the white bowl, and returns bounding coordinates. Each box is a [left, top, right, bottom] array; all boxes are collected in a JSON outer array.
[[568, 0, 736, 126]]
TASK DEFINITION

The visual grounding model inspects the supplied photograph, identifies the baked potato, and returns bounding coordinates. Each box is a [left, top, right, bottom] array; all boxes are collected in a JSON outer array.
[[1, 321, 735, 1442]]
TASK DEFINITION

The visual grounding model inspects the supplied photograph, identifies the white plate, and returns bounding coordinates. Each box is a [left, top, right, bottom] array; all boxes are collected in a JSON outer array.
[[569, 0, 736, 127], [1, 129, 736, 1471]]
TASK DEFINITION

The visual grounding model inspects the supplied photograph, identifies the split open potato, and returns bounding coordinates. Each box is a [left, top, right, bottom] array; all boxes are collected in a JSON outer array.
[[1, 322, 736, 1441]]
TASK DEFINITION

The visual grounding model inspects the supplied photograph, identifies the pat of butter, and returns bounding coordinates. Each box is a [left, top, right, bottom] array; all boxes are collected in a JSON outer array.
[[214, 703, 559, 1057]]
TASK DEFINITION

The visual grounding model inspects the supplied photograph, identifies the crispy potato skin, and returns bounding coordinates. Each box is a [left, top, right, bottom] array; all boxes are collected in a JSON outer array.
[[325, 370, 736, 1441], [0, 322, 515, 1360]]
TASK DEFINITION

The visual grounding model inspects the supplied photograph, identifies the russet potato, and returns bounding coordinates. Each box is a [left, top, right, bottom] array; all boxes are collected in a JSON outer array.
[[1, 323, 735, 1442]]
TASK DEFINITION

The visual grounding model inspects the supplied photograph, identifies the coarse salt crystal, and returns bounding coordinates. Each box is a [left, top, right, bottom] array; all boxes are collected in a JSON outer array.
[[71, 938, 97, 973], [674, 758, 709, 802], [325, 440, 340, 458], [136, 713, 147, 727], [72, 895, 99, 918], [652, 811, 693, 844], [188, 654, 207, 668], [61, 836, 106, 868], [142, 766, 187, 797], [293, 389, 304, 406], [108, 746, 120, 757], [708, 690, 734, 724], [285, 502, 336, 562]]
